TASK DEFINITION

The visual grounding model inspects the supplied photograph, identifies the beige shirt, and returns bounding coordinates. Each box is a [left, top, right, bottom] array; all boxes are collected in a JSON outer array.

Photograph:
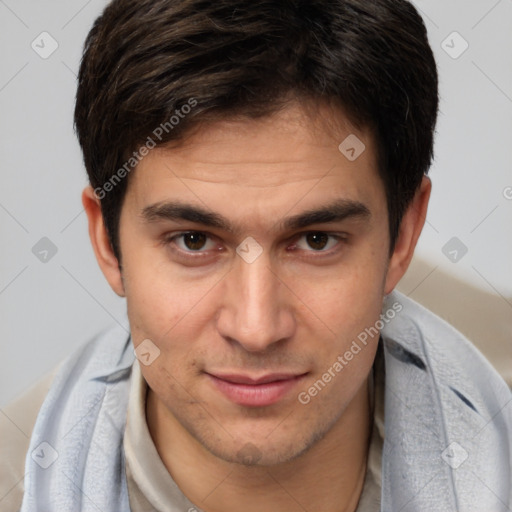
[[0, 348, 384, 511]]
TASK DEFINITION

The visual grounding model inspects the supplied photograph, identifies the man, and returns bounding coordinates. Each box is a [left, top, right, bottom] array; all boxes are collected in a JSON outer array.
[[2, 0, 511, 510]]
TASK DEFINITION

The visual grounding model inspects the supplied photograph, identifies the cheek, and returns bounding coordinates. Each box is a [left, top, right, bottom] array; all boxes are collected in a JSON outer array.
[[295, 269, 383, 409], [121, 244, 227, 391], [122, 242, 216, 339], [124, 264, 210, 401], [291, 247, 387, 347]]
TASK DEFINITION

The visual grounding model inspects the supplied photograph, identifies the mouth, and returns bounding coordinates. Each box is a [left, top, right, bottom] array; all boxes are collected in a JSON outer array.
[[205, 371, 309, 407]]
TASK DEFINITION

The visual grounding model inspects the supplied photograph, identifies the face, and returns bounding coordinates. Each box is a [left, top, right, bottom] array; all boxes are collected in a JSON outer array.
[[108, 102, 396, 465]]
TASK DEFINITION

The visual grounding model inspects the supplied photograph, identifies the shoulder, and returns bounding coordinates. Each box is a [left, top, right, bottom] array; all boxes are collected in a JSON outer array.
[[379, 291, 512, 506], [383, 291, 512, 406], [382, 290, 512, 443], [1, 322, 133, 512], [0, 366, 60, 512]]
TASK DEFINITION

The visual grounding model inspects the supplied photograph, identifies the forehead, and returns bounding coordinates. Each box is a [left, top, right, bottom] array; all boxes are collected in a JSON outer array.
[[124, 101, 384, 221]]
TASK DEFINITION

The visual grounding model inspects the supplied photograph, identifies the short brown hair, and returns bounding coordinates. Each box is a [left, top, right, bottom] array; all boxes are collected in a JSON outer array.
[[74, 0, 439, 260]]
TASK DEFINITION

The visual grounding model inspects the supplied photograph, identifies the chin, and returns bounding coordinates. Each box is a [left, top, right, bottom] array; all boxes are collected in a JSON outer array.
[[200, 426, 320, 468]]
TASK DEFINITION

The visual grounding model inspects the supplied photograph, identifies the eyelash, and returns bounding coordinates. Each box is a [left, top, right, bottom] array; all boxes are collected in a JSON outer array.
[[162, 231, 348, 260]]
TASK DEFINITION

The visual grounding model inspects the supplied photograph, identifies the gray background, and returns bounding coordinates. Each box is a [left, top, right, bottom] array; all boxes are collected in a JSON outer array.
[[1, 0, 511, 408]]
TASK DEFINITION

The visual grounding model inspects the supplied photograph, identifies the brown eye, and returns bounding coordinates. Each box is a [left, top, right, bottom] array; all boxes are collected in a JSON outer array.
[[292, 232, 344, 254], [182, 232, 208, 250], [164, 230, 223, 264], [305, 232, 329, 250], [167, 231, 216, 252]]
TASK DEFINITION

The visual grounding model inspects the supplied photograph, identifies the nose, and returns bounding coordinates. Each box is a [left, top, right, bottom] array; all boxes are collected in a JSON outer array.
[[216, 251, 296, 352]]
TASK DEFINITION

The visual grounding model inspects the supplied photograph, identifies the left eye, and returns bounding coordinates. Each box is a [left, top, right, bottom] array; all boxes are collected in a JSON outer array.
[[172, 232, 216, 252], [294, 232, 340, 251]]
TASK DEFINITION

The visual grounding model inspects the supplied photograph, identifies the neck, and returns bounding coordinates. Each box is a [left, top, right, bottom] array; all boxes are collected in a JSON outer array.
[[146, 376, 373, 512]]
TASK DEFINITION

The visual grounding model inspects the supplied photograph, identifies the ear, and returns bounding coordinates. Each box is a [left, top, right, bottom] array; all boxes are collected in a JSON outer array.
[[384, 176, 431, 294], [82, 186, 125, 297]]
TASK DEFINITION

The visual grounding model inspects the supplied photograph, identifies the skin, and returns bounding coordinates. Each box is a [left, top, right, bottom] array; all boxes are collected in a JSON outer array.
[[83, 101, 430, 512]]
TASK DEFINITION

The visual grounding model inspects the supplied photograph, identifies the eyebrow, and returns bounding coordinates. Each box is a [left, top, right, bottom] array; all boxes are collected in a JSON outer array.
[[141, 198, 371, 233]]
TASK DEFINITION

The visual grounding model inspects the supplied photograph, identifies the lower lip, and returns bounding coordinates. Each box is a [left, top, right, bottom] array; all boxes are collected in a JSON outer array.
[[207, 374, 307, 407]]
